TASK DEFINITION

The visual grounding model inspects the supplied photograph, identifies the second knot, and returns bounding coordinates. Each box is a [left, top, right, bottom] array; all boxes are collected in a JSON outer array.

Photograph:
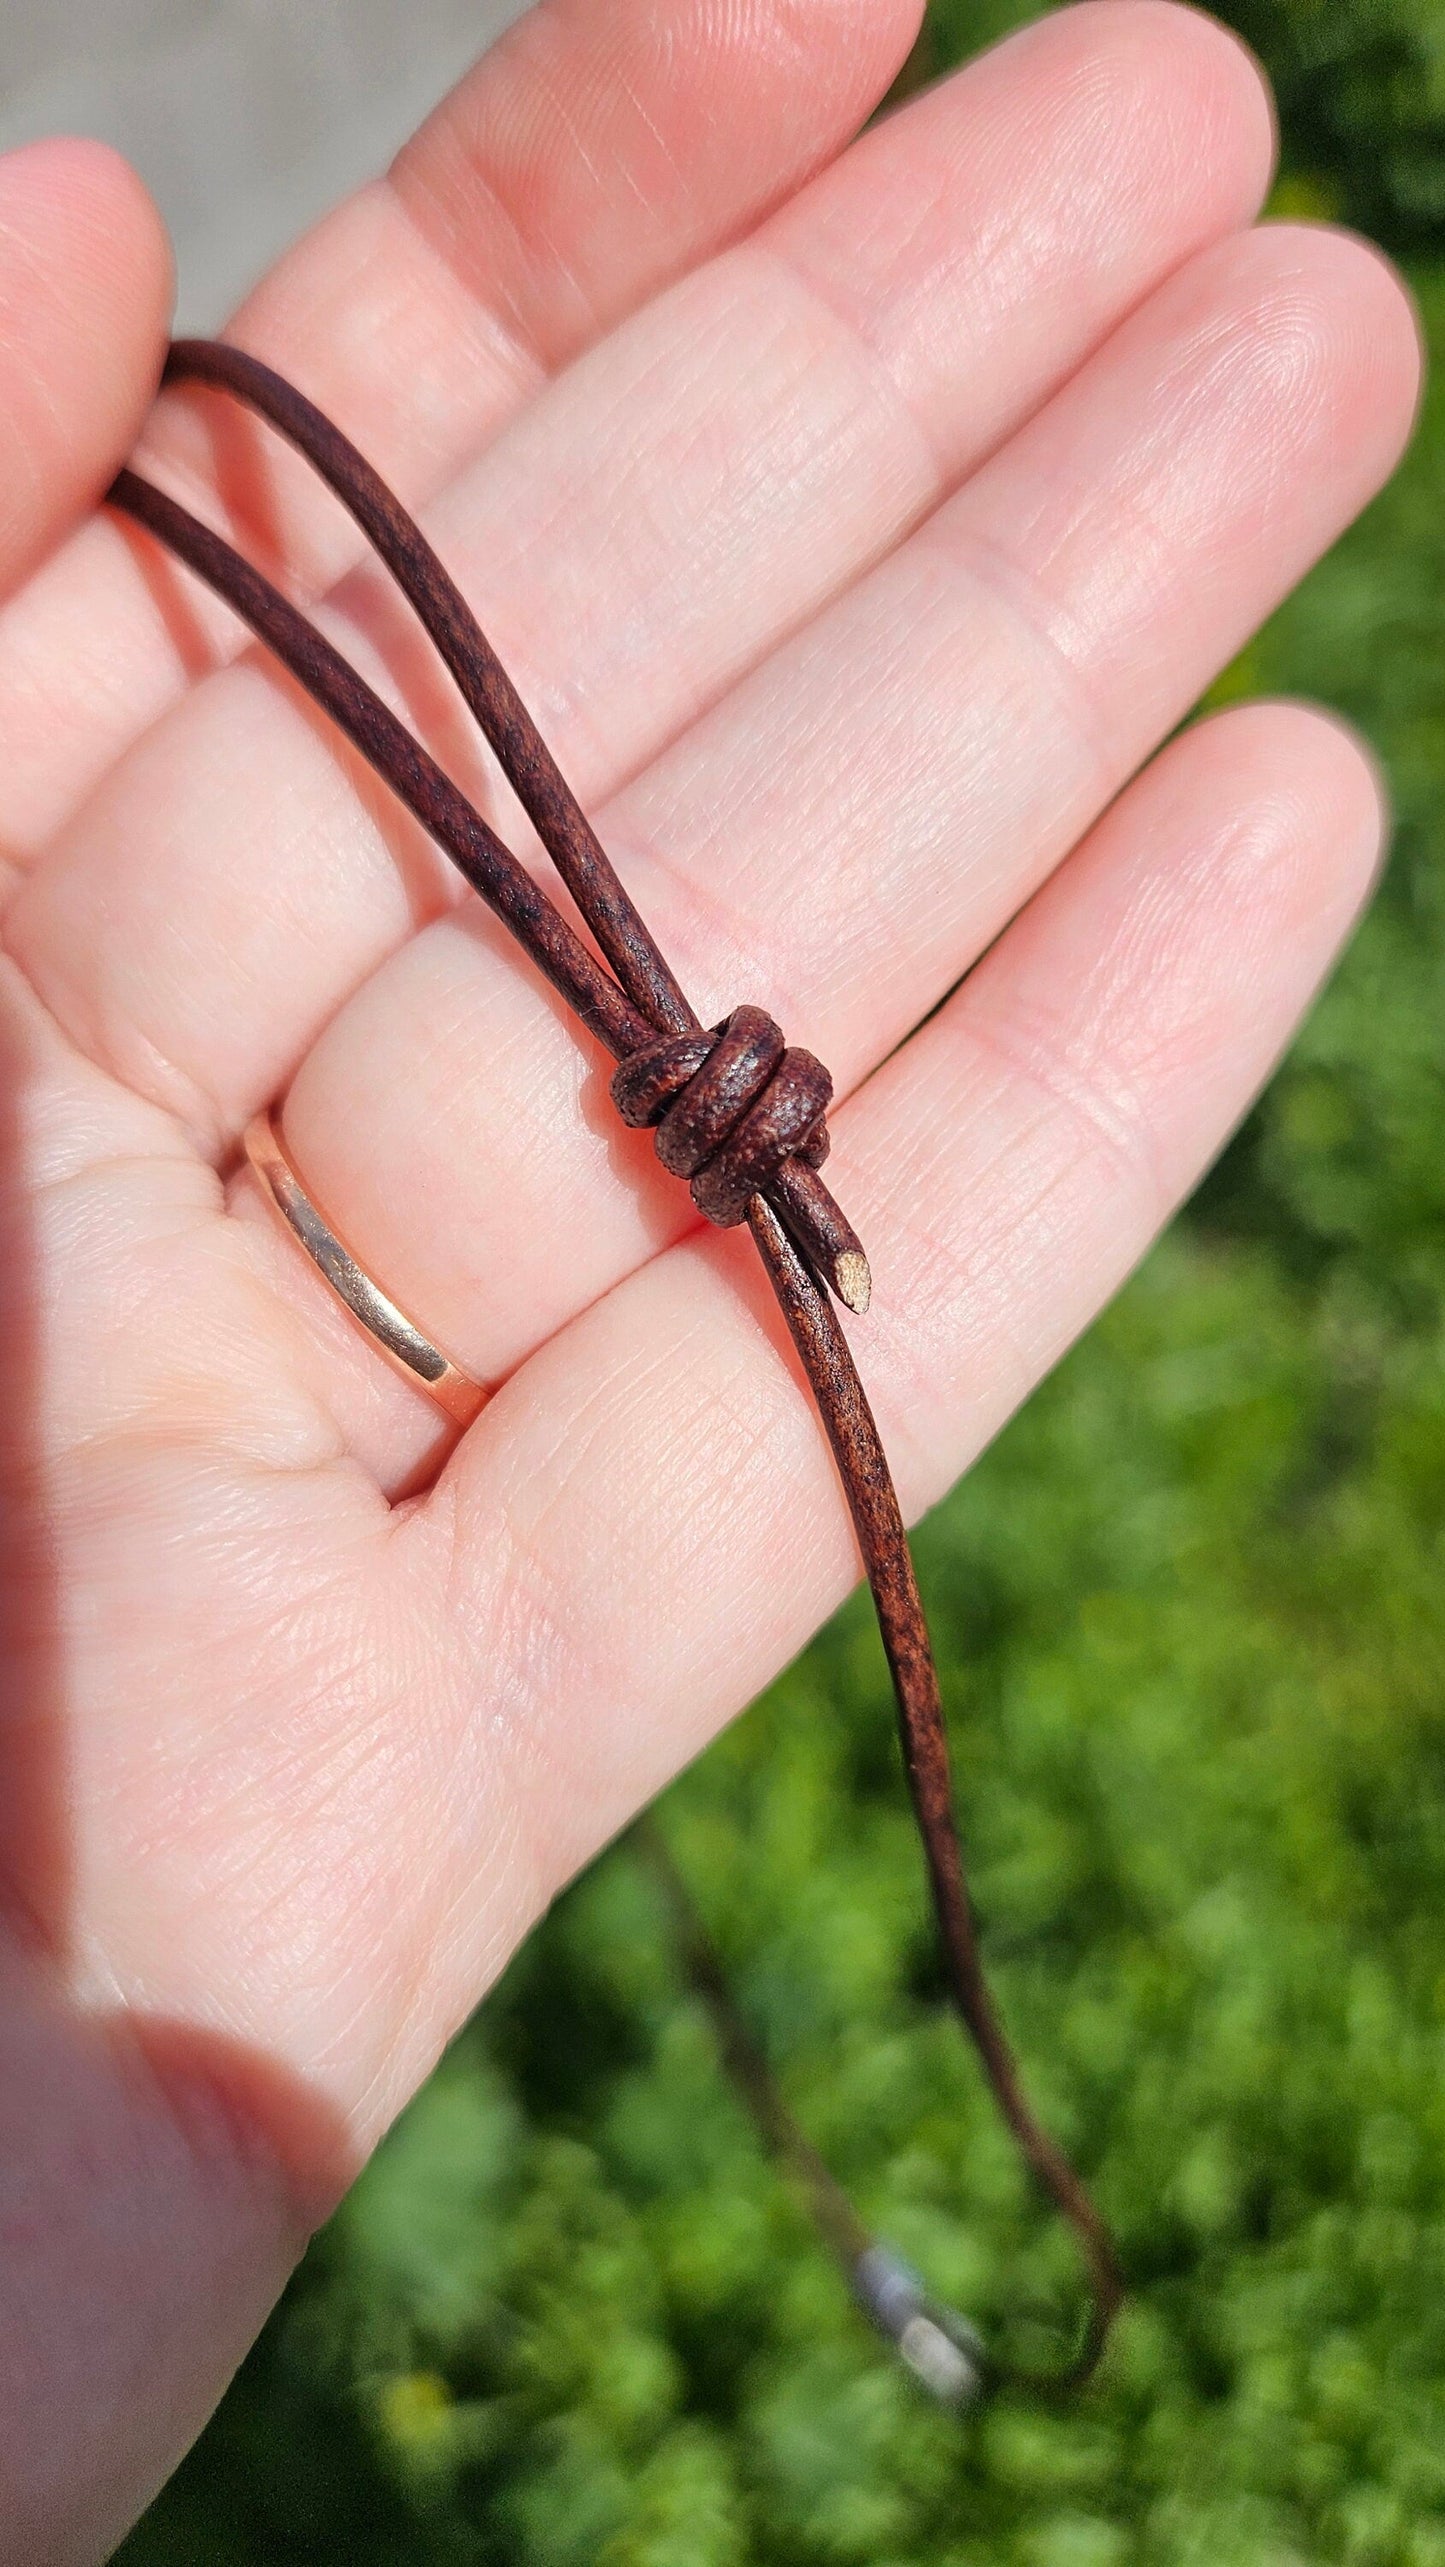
[[610, 1004, 832, 1228]]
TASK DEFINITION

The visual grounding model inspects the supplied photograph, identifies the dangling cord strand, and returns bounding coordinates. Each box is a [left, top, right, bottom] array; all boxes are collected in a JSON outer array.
[[109, 340, 1124, 2394]]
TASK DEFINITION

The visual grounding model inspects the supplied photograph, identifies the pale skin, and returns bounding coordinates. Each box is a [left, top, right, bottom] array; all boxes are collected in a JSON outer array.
[[0, 0, 1422, 2552]]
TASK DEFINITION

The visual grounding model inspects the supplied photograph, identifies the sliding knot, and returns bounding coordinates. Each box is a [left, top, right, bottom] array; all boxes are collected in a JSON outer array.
[[610, 1003, 832, 1228]]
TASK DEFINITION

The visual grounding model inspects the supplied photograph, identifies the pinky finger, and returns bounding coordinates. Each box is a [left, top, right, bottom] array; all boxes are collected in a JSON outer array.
[[844, 697, 1384, 1516], [411, 698, 1385, 2039]]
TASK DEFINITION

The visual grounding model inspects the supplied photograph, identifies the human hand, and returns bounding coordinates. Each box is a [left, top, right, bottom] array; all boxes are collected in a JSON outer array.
[[0, 2, 1418, 2554]]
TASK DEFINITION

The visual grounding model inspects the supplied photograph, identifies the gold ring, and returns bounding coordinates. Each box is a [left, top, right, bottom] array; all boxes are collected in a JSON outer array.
[[243, 1107, 487, 1430]]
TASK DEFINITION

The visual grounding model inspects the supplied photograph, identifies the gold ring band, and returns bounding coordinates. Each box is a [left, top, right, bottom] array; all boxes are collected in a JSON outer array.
[[243, 1108, 487, 1430]]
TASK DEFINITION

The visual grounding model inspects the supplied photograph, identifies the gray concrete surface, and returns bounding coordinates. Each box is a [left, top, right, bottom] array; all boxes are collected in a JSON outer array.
[[0, 0, 527, 329]]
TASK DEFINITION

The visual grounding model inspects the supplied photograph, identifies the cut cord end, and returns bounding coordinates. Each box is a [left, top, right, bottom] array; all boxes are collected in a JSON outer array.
[[835, 1247, 871, 1314]]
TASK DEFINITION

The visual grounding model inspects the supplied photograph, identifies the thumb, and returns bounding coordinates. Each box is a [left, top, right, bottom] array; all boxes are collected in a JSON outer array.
[[0, 137, 171, 599]]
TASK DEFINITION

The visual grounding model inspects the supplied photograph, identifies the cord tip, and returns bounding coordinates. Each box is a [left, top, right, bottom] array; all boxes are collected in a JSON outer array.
[[835, 1249, 871, 1314], [852, 2246, 985, 2409]]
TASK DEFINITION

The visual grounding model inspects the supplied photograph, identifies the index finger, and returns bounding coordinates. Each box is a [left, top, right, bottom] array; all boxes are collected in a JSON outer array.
[[0, 0, 923, 861]]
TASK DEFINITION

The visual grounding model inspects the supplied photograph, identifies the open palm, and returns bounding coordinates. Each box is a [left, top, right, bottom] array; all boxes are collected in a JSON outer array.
[[0, 1, 1419, 2555]]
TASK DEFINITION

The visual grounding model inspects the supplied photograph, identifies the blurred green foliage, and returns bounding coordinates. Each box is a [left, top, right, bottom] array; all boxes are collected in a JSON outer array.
[[934, 0, 1445, 252], [122, 5, 1445, 2560]]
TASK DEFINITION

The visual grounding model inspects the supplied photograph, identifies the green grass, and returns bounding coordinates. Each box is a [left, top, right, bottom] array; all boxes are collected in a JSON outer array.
[[121, 9, 1445, 2560]]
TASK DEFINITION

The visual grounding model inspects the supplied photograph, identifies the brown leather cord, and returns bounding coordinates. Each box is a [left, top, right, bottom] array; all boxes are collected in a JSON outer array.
[[123, 342, 869, 1318], [109, 338, 1124, 2394]]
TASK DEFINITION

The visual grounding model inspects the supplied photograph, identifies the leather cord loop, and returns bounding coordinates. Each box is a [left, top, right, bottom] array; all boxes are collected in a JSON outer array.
[[108, 336, 1124, 2398]]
